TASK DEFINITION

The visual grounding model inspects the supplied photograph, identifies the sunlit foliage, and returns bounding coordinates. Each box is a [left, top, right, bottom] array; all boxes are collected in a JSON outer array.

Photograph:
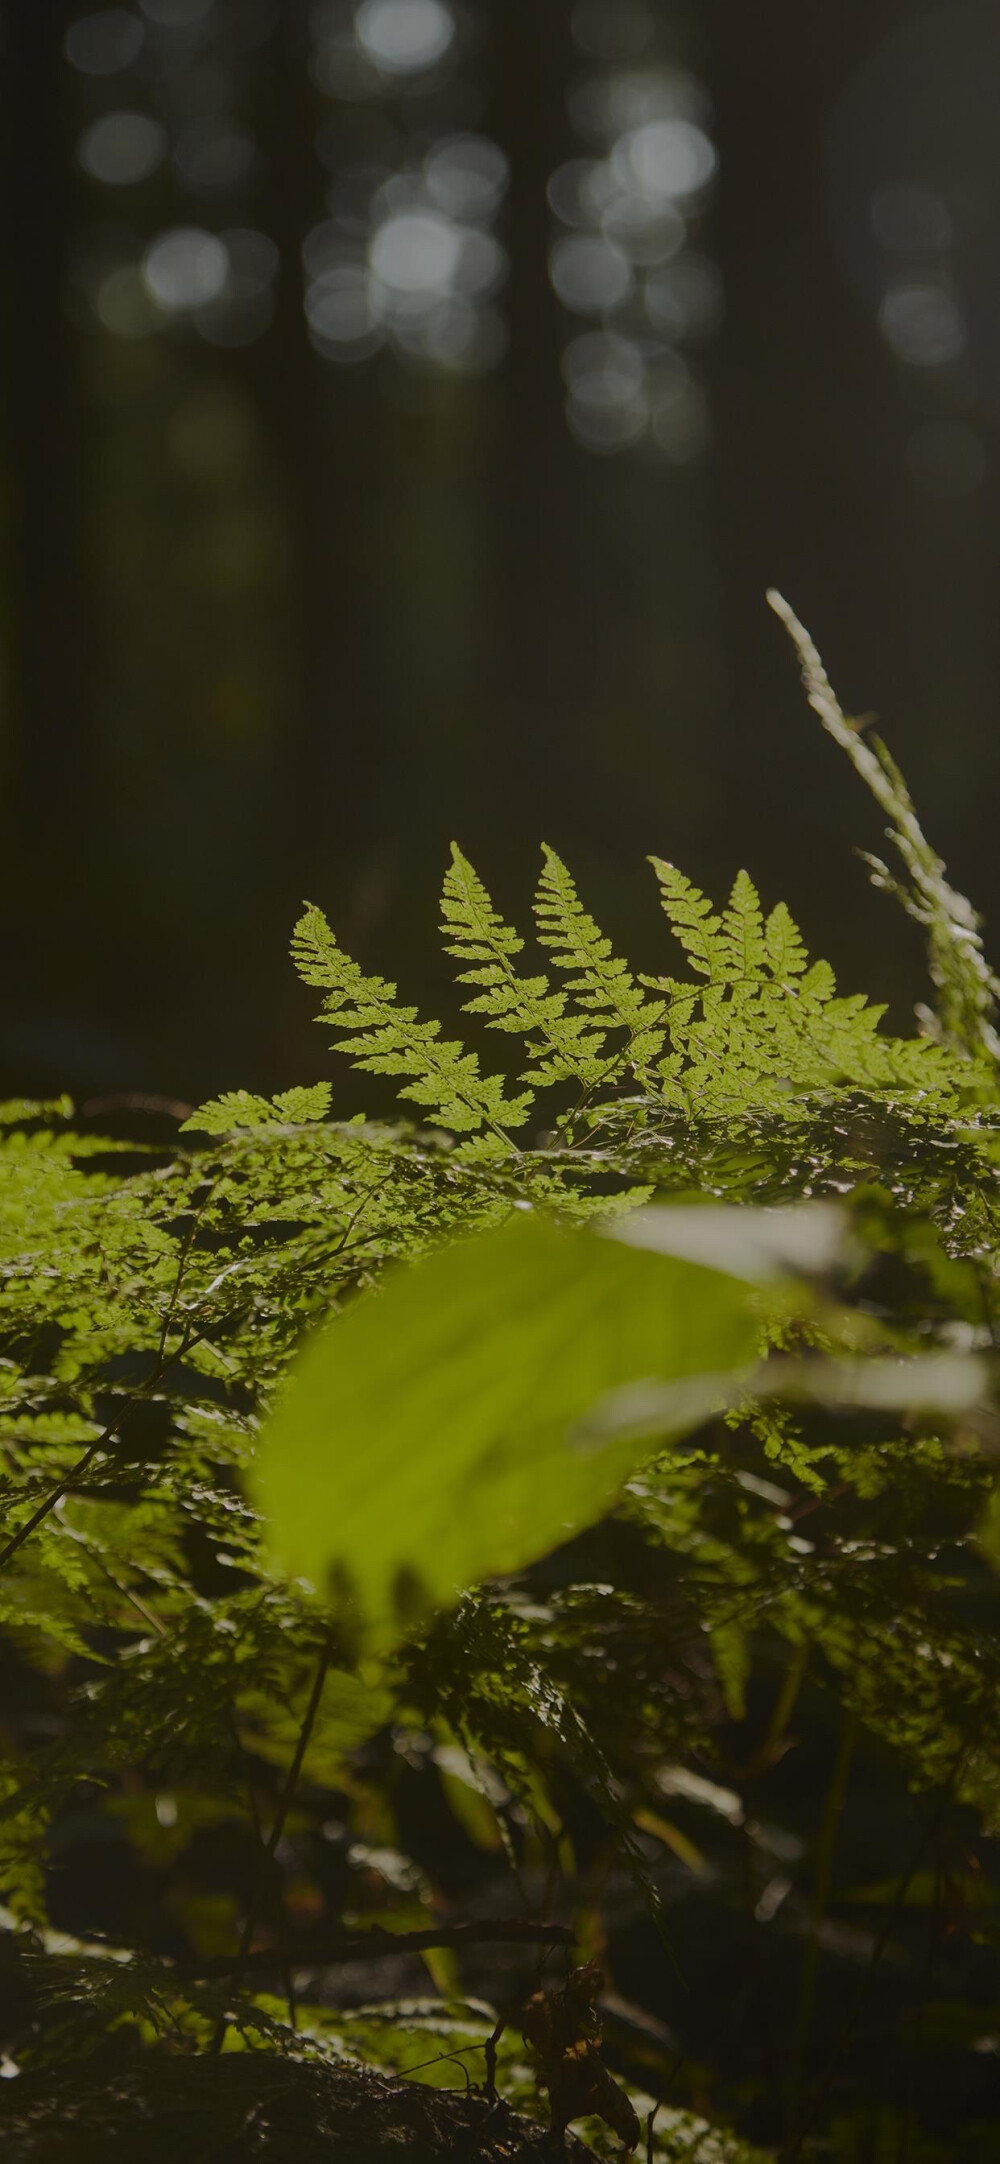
[[1, 623, 999, 2158]]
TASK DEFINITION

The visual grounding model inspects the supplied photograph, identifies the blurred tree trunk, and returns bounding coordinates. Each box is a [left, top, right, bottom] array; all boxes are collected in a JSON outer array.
[[481, 0, 579, 835], [707, 0, 920, 887], [0, 0, 91, 819], [0, 0, 105, 1090], [253, 0, 382, 895]]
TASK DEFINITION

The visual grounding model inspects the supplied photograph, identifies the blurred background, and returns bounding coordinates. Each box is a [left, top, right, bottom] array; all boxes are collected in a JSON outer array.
[[2, 0, 999, 1107]]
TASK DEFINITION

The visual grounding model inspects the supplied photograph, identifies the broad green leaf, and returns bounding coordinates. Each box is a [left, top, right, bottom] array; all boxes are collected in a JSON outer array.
[[253, 1213, 759, 1642]]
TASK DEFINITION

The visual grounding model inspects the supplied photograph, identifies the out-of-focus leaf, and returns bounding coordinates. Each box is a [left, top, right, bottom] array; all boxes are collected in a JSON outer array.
[[710, 1621, 750, 1721], [633, 1807, 708, 1876], [609, 1199, 850, 1281], [578, 1351, 990, 1453], [254, 1214, 759, 1642]]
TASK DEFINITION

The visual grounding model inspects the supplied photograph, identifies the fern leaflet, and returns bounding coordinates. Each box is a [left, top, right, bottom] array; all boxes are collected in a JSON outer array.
[[291, 901, 532, 1135], [533, 844, 666, 1080], [649, 862, 957, 1116], [440, 845, 606, 1087]]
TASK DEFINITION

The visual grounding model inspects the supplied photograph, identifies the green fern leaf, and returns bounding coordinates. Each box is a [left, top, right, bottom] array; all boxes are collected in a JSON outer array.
[[718, 869, 769, 983], [764, 899, 809, 981], [182, 1084, 332, 1135], [440, 846, 605, 1087], [533, 845, 666, 1076], [646, 861, 957, 1117], [291, 901, 532, 1135], [650, 858, 724, 980]]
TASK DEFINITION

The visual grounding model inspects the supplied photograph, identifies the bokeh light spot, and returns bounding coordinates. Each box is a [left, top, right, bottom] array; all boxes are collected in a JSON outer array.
[[602, 190, 686, 266], [306, 264, 377, 344], [355, 0, 454, 77], [424, 136, 509, 223], [547, 158, 611, 230], [77, 112, 167, 187], [370, 211, 463, 300], [549, 232, 633, 314], [617, 118, 717, 202], [879, 276, 965, 366], [398, 297, 507, 375], [142, 226, 230, 311], [568, 67, 706, 144], [561, 330, 660, 452], [562, 329, 645, 401], [94, 263, 159, 338], [452, 229, 506, 299], [64, 9, 145, 75], [566, 384, 648, 453]]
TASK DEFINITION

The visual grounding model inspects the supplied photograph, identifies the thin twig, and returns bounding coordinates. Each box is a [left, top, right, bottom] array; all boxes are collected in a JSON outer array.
[[183, 1918, 574, 1981], [263, 1626, 338, 1866], [0, 1431, 111, 1573], [229, 1710, 299, 2030], [81, 1093, 195, 1121], [64, 1527, 168, 1636]]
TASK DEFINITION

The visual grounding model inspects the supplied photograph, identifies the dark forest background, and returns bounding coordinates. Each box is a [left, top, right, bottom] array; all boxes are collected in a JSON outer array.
[[2, 0, 998, 1109]]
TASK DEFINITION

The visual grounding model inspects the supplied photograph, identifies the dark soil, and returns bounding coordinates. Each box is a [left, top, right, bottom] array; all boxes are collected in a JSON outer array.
[[0, 2048, 592, 2162]]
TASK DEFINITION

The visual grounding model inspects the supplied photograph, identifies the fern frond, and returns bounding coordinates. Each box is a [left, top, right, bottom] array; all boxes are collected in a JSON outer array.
[[182, 1085, 332, 1135], [645, 861, 957, 1117], [718, 870, 769, 983], [291, 902, 532, 1136], [533, 846, 666, 1076], [440, 846, 605, 1087], [764, 899, 809, 980], [650, 859, 724, 980]]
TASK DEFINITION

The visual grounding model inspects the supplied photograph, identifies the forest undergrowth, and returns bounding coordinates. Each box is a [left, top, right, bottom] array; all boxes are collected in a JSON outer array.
[[2, 599, 1000, 2161]]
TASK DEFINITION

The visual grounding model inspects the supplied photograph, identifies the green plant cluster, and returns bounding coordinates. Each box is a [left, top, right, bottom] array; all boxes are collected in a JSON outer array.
[[1, 604, 999, 2160]]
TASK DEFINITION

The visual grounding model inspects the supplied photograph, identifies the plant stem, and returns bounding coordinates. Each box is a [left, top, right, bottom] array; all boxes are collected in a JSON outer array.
[[211, 1621, 337, 2049], [789, 1710, 857, 2129]]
